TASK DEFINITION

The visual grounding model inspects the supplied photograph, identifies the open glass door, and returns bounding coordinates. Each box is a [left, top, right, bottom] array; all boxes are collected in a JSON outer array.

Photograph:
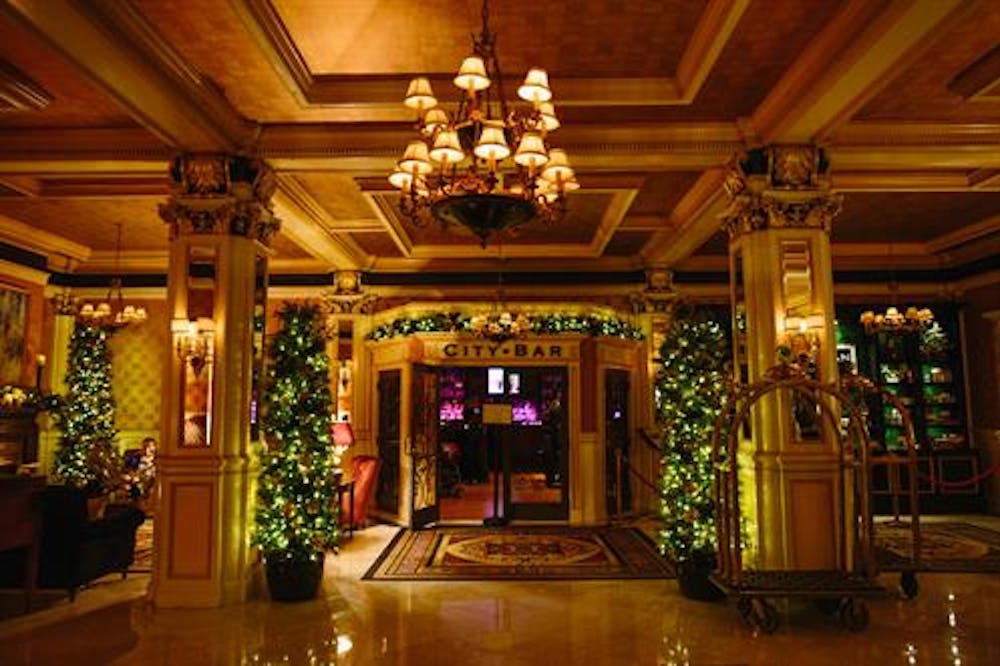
[[410, 364, 439, 528], [376, 370, 401, 516]]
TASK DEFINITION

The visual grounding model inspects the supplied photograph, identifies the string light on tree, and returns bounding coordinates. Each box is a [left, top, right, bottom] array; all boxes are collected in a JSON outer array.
[[254, 304, 342, 567], [52, 323, 121, 491], [656, 318, 729, 562]]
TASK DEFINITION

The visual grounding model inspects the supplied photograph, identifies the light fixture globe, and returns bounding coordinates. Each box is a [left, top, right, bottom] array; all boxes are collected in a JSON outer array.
[[431, 194, 536, 247], [390, 0, 577, 246]]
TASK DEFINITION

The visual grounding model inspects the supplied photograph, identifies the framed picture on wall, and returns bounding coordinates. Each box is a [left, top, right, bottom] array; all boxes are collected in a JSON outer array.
[[0, 284, 27, 385]]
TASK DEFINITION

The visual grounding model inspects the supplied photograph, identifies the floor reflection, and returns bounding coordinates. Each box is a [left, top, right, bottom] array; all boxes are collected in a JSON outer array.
[[1, 525, 1000, 665]]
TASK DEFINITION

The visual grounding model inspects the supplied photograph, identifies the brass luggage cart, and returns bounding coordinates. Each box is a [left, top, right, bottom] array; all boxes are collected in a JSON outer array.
[[709, 366, 920, 633]]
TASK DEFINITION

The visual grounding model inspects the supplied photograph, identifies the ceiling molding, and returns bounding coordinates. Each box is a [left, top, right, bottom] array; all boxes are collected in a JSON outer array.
[[641, 168, 728, 265], [831, 171, 981, 191], [0, 258, 48, 285], [948, 42, 1000, 101], [232, 0, 747, 110], [81, 250, 167, 273], [926, 213, 1000, 255], [368, 256, 641, 273], [675, 0, 750, 102], [0, 58, 52, 112], [749, 0, 975, 143], [0, 214, 90, 265], [590, 190, 639, 256], [832, 121, 1000, 146], [1, 0, 250, 150], [364, 192, 413, 258], [272, 178, 370, 269]]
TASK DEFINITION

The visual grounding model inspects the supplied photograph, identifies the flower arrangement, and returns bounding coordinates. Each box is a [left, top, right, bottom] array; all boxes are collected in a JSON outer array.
[[0, 385, 59, 412]]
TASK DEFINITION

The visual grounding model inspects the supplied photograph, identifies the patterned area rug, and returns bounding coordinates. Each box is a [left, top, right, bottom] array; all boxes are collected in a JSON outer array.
[[363, 526, 674, 581], [875, 521, 1000, 572], [130, 519, 153, 573]]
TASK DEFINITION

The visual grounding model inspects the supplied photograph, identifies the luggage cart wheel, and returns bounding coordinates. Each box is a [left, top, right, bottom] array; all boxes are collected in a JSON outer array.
[[814, 598, 840, 615], [736, 597, 754, 628], [839, 598, 869, 632], [749, 598, 779, 634], [899, 571, 919, 599]]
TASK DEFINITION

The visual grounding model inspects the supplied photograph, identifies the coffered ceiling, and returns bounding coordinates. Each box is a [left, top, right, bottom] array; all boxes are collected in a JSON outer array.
[[0, 0, 999, 282]]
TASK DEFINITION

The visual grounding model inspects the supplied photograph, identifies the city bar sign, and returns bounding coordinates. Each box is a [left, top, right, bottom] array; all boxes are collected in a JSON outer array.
[[428, 339, 579, 362]]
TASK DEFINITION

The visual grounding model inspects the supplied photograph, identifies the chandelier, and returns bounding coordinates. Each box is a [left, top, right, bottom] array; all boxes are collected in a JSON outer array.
[[388, 0, 578, 247], [72, 223, 147, 329], [859, 305, 933, 335]]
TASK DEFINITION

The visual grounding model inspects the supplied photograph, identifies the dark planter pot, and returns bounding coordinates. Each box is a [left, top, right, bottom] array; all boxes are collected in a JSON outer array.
[[676, 555, 725, 602], [265, 557, 324, 602]]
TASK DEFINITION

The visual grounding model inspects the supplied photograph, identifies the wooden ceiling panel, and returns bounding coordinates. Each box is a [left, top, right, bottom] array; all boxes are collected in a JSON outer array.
[[349, 231, 404, 258], [629, 171, 702, 215], [602, 231, 653, 257], [556, 0, 841, 123], [130, 0, 342, 123], [856, 3, 1000, 122], [0, 198, 164, 250], [0, 13, 138, 128], [270, 232, 312, 258], [691, 230, 728, 256], [292, 173, 377, 223], [273, 0, 704, 78], [835, 192, 1000, 243]]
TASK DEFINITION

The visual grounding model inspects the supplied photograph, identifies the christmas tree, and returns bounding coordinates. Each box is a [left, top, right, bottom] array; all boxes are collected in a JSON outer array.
[[656, 318, 729, 562], [254, 303, 341, 565], [53, 323, 121, 492]]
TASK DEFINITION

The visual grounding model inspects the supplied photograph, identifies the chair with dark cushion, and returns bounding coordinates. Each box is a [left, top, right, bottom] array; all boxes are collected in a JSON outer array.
[[36, 485, 145, 599], [342, 455, 380, 530]]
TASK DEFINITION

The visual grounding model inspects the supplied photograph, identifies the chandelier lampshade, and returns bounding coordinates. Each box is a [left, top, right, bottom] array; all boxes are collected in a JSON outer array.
[[389, 0, 578, 246], [518, 68, 552, 103], [404, 77, 437, 110], [62, 223, 147, 329]]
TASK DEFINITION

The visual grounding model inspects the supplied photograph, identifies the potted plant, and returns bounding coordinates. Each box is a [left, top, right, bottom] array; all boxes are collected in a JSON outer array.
[[255, 304, 342, 602], [656, 317, 729, 601], [52, 323, 122, 512]]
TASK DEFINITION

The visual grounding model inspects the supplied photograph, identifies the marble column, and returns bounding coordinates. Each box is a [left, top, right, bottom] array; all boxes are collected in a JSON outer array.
[[722, 145, 846, 571], [152, 154, 279, 607]]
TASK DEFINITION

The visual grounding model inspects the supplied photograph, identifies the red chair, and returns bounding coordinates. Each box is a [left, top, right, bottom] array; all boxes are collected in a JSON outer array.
[[341, 455, 380, 531]]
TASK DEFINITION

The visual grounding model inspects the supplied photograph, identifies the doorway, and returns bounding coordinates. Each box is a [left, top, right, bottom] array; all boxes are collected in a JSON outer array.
[[436, 366, 569, 523]]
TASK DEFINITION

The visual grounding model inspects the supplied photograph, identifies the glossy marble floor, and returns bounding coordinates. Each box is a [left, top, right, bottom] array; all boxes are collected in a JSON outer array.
[[1, 523, 999, 665]]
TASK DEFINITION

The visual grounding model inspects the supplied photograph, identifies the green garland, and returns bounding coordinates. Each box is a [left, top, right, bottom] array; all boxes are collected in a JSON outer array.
[[254, 303, 341, 564], [656, 318, 729, 562], [52, 323, 121, 492], [366, 311, 643, 341]]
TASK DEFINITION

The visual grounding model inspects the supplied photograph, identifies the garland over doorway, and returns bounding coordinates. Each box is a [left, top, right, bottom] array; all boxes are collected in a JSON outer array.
[[366, 311, 644, 342]]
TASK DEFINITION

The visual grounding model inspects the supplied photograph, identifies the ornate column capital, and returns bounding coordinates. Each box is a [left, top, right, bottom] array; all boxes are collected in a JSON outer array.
[[325, 270, 377, 314], [629, 266, 678, 314], [159, 154, 280, 245], [721, 145, 842, 240]]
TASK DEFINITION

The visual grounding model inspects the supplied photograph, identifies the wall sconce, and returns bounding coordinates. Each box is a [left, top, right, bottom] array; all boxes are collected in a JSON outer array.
[[172, 317, 215, 375], [780, 314, 824, 365]]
